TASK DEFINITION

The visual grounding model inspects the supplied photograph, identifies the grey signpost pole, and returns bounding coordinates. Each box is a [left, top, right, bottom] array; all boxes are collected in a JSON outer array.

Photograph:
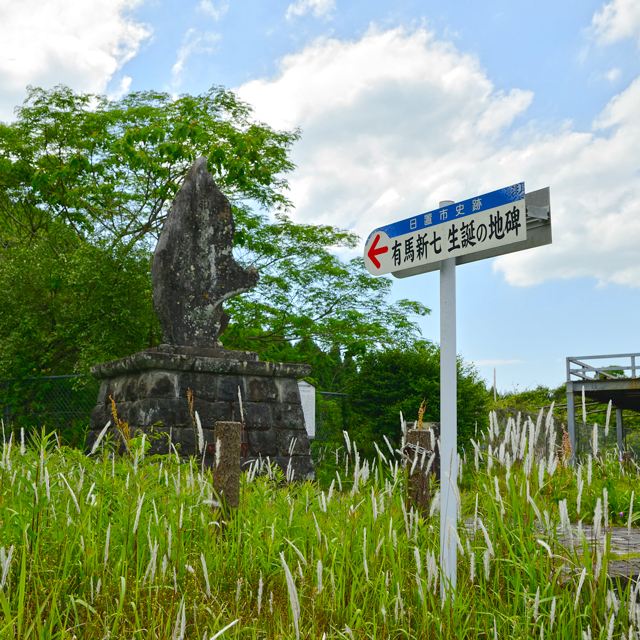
[[438, 200, 457, 599]]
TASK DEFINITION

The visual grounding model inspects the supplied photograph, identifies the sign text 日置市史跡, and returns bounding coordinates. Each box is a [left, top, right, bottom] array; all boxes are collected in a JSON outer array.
[[364, 182, 526, 275]]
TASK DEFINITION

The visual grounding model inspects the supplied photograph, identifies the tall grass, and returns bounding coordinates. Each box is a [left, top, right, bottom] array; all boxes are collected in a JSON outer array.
[[0, 408, 638, 639]]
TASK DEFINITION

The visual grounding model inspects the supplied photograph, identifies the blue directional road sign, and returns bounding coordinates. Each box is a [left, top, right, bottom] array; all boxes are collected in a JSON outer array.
[[364, 183, 527, 275]]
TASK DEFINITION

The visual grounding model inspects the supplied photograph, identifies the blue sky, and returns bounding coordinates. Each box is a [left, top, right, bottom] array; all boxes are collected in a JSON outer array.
[[2, 0, 640, 392]]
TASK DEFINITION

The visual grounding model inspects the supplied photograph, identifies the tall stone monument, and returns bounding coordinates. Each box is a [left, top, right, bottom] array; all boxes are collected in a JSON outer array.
[[85, 157, 315, 480]]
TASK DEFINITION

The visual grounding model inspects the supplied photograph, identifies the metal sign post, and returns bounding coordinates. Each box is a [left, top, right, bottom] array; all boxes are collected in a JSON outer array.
[[438, 201, 457, 597], [364, 183, 552, 600]]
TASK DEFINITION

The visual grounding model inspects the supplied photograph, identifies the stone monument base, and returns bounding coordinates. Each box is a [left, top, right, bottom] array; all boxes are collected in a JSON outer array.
[[85, 345, 315, 481]]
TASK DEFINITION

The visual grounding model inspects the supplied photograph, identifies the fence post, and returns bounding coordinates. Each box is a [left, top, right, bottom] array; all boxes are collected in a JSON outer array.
[[616, 407, 624, 455], [211, 421, 242, 511], [566, 381, 576, 464]]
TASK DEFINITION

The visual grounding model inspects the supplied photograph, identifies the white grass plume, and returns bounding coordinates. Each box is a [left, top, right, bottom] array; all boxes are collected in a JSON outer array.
[[477, 519, 494, 557], [60, 474, 80, 515], [415, 572, 425, 605], [280, 552, 300, 640], [172, 598, 186, 640], [606, 612, 615, 640], [363, 527, 369, 581], [577, 467, 583, 515], [133, 492, 146, 535], [143, 539, 159, 585], [575, 567, 587, 612], [284, 538, 307, 567], [195, 411, 204, 455], [414, 546, 422, 575], [594, 497, 602, 540], [104, 522, 111, 567], [209, 619, 239, 640], [201, 553, 211, 597], [237, 386, 245, 423], [0, 546, 14, 590], [343, 430, 351, 456], [536, 539, 552, 558], [469, 548, 475, 582], [484, 549, 491, 580], [429, 490, 440, 517]]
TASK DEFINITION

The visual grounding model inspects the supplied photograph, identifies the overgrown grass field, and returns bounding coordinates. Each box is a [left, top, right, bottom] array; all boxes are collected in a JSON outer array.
[[0, 407, 639, 639]]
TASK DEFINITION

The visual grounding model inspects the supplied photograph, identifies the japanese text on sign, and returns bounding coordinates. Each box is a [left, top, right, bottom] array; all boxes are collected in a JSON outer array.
[[389, 205, 522, 267], [364, 183, 526, 275]]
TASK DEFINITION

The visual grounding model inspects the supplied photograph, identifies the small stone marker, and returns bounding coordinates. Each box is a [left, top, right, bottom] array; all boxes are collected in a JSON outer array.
[[211, 421, 242, 511]]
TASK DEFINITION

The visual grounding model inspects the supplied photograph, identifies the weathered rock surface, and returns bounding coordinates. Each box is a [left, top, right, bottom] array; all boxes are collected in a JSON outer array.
[[152, 156, 258, 348]]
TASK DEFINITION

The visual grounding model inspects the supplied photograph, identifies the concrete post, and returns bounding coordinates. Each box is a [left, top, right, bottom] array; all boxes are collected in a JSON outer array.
[[212, 421, 242, 511], [566, 382, 576, 464], [616, 408, 624, 455], [439, 200, 457, 599], [406, 427, 439, 518]]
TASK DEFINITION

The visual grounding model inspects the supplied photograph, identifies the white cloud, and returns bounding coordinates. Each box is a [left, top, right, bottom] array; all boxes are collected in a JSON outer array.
[[0, 0, 150, 122], [171, 29, 221, 88], [604, 67, 622, 83], [286, 0, 335, 20], [237, 26, 640, 289], [198, 0, 229, 21], [108, 75, 132, 100], [591, 0, 640, 45], [494, 74, 640, 287], [239, 27, 532, 242]]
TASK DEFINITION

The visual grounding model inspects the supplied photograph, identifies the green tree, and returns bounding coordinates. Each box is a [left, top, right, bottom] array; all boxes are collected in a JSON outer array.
[[0, 85, 428, 379], [0, 223, 156, 378], [0, 85, 296, 244], [224, 220, 427, 356], [489, 385, 567, 425], [345, 341, 489, 454]]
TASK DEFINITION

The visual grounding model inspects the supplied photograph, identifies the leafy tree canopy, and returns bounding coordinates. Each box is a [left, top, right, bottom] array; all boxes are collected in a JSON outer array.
[[0, 85, 428, 378], [0, 84, 296, 244], [345, 341, 489, 453]]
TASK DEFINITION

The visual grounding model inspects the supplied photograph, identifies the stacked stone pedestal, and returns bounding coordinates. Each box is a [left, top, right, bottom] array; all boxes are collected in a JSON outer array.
[[86, 345, 315, 481]]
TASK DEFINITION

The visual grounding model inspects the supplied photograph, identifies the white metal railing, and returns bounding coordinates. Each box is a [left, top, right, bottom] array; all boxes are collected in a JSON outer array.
[[566, 352, 639, 382]]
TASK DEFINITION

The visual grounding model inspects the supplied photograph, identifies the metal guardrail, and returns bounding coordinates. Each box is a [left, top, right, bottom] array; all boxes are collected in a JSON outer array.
[[567, 352, 639, 382], [566, 352, 640, 463]]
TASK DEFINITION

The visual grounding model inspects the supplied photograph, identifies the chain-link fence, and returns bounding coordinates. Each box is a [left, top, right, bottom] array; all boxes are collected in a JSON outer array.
[[1, 375, 100, 447], [572, 419, 640, 462]]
